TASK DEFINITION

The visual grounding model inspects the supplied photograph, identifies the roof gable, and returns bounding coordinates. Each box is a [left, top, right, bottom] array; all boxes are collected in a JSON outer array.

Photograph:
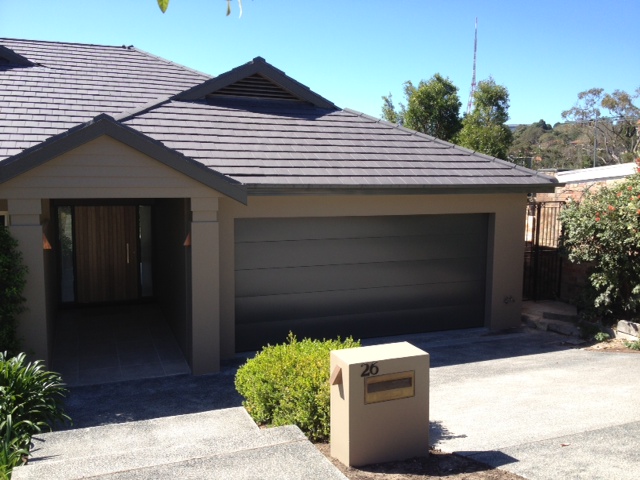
[[176, 57, 337, 109], [0, 114, 247, 204]]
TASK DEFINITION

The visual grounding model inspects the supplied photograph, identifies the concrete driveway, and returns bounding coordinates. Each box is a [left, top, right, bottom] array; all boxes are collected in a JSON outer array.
[[376, 327, 640, 480], [62, 326, 639, 480]]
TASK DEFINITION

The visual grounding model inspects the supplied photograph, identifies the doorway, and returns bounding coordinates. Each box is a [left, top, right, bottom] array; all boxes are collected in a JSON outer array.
[[57, 204, 154, 304]]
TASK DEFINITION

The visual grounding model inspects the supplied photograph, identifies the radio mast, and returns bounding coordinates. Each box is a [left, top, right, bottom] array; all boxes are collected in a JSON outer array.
[[466, 18, 478, 115]]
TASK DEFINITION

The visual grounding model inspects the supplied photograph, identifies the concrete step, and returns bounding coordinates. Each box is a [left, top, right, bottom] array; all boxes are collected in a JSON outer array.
[[522, 301, 581, 337], [11, 407, 345, 480]]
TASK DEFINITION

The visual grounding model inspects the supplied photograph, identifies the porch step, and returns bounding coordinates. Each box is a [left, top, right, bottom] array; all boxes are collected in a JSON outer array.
[[522, 301, 581, 337], [12, 408, 346, 480]]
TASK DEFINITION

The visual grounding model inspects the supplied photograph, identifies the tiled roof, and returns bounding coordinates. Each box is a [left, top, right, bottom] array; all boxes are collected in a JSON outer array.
[[0, 38, 557, 192], [124, 98, 555, 189], [0, 38, 209, 159]]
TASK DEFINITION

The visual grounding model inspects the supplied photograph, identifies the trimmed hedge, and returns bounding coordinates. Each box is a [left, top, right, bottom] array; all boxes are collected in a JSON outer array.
[[234, 333, 359, 442]]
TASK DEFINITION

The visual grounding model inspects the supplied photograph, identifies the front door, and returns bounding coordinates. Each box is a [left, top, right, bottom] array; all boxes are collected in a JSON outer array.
[[74, 206, 139, 303]]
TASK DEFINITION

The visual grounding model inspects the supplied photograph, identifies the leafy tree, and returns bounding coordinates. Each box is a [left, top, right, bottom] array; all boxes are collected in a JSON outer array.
[[381, 74, 462, 142], [381, 94, 402, 125], [456, 78, 513, 159], [560, 170, 640, 317], [562, 87, 640, 166]]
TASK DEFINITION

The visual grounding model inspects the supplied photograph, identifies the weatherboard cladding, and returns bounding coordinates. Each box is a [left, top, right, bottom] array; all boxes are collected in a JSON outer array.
[[0, 38, 557, 190]]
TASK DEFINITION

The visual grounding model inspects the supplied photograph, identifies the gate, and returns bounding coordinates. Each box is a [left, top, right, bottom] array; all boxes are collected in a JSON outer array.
[[523, 201, 564, 301]]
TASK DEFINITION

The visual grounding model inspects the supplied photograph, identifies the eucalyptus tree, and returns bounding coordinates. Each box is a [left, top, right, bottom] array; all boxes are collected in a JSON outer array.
[[562, 87, 639, 165]]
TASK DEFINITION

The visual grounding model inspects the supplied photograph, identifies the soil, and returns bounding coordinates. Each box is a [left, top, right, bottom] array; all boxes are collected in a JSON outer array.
[[315, 443, 525, 480], [585, 337, 640, 353]]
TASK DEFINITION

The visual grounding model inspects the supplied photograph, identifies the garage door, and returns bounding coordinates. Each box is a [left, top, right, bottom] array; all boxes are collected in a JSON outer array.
[[235, 214, 488, 351]]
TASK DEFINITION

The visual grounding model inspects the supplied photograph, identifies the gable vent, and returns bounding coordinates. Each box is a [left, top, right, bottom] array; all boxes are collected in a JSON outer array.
[[207, 73, 301, 101]]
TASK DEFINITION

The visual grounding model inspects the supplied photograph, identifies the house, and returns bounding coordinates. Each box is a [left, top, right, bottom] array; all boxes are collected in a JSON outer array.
[[536, 162, 638, 203], [530, 162, 638, 303], [0, 38, 558, 375]]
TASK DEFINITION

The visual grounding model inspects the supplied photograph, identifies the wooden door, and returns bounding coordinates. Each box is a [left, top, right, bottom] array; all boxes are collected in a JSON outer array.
[[75, 206, 139, 303]]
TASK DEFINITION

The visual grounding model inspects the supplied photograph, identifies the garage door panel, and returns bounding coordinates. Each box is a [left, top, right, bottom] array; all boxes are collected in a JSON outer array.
[[236, 281, 485, 324], [235, 214, 488, 351], [235, 214, 487, 243], [236, 257, 486, 297], [236, 234, 486, 270], [236, 303, 484, 352]]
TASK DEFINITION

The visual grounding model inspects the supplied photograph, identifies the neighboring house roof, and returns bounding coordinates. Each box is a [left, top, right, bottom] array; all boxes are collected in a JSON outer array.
[[555, 162, 637, 184], [0, 38, 558, 194]]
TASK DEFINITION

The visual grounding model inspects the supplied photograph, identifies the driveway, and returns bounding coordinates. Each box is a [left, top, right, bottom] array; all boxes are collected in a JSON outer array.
[[62, 326, 640, 480], [384, 328, 640, 480]]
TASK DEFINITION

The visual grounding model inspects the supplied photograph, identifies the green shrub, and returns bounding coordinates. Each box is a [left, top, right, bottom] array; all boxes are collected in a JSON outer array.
[[624, 339, 640, 351], [0, 415, 30, 479], [0, 352, 71, 478], [234, 333, 360, 442], [561, 171, 640, 317], [593, 332, 611, 342], [0, 227, 27, 357]]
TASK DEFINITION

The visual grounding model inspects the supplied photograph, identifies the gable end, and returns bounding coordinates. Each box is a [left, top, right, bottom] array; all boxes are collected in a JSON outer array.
[[207, 73, 301, 102], [176, 57, 337, 109]]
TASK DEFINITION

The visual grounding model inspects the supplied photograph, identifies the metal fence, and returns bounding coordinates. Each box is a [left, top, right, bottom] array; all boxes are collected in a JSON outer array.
[[523, 201, 565, 301]]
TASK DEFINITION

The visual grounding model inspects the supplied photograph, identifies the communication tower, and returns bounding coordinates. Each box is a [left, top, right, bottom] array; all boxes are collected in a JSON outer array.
[[466, 18, 478, 115]]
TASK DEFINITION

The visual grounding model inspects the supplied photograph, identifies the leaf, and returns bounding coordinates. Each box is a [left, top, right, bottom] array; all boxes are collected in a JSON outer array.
[[157, 0, 169, 13], [226, 0, 244, 18]]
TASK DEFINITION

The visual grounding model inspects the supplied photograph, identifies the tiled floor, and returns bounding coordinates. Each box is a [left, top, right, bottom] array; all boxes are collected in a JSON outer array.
[[51, 303, 190, 386]]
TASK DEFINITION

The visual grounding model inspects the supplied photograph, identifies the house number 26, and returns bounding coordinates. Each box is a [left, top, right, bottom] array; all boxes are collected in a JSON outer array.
[[360, 362, 379, 377]]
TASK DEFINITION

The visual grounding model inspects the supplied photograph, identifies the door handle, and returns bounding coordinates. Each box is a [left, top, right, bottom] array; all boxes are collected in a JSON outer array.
[[126, 243, 130, 264]]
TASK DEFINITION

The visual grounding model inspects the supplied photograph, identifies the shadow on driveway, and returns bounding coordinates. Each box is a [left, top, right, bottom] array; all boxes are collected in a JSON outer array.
[[61, 358, 244, 430], [365, 327, 578, 368]]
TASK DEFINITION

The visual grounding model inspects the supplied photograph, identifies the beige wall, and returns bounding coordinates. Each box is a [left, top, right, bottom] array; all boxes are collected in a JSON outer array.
[[218, 193, 527, 357], [7, 198, 49, 362], [0, 137, 218, 200]]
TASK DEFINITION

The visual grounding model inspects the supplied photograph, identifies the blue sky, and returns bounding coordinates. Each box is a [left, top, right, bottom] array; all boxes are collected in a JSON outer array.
[[1, 0, 638, 125]]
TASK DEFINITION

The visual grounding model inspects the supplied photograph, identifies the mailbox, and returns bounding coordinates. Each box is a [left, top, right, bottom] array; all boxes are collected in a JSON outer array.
[[330, 341, 429, 467]]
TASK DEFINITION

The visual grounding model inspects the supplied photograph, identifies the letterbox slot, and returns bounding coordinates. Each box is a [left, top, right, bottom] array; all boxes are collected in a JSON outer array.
[[364, 371, 415, 404]]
